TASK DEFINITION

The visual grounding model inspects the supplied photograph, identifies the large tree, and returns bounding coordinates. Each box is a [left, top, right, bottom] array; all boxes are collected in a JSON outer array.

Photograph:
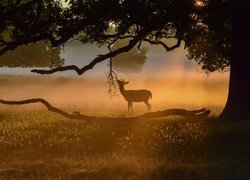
[[0, 0, 248, 121]]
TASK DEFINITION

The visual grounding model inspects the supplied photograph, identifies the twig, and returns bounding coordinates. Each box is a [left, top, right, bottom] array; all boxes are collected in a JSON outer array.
[[106, 40, 118, 97]]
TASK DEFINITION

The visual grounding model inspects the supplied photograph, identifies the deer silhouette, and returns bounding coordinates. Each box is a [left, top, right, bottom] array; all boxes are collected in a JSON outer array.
[[117, 78, 152, 113]]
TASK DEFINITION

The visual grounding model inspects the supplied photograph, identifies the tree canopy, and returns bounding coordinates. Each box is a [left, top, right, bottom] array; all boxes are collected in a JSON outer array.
[[0, 0, 239, 75]]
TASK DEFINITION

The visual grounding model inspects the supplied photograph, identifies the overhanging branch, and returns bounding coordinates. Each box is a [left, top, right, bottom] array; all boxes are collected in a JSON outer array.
[[144, 38, 182, 51], [0, 34, 47, 55], [31, 26, 153, 75]]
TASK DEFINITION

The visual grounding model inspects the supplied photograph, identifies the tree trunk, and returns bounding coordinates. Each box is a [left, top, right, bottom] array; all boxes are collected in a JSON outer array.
[[219, 11, 250, 121]]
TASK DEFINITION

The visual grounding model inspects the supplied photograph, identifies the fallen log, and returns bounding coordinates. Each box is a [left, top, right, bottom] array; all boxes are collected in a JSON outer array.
[[0, 98, 210, 120]]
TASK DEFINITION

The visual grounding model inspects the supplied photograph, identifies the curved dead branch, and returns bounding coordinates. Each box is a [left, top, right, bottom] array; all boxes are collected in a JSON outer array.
[[31, 38, 182, 76], [0, 98, 90, 120], [143, 38, 182, 51], [141, 108, 211, 119], [0, 98, 210, 121], [31, 26, 153, 75]]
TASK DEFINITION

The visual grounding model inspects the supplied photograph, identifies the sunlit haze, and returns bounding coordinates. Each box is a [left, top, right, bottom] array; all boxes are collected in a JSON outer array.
[[0, 41, 229, 116]]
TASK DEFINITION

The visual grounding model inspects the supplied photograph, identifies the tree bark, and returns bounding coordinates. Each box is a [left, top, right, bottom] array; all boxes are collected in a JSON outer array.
[[219, 10, 250, 121]]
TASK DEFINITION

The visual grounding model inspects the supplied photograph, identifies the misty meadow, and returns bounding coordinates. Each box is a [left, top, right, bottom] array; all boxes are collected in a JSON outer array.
[[1, 0, 250, 179], [0, 75, 249, 179]]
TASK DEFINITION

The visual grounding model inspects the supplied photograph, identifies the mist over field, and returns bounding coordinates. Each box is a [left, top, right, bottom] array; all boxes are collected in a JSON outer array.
[[0, 23, 244, 180], [2, 1, 250, 179], [0, 29, 233, 180], [0, 74, 228, 116], [0, 40, 229, 117], [1, 74, 249, 180]]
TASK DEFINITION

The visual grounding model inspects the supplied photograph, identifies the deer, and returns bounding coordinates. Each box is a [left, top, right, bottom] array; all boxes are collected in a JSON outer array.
[[116, 78, 152, 114]]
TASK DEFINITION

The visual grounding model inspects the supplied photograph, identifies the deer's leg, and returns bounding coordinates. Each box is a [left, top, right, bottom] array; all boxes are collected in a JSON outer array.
[[128, 101, 132, 114], [144, 100, 151, 112]]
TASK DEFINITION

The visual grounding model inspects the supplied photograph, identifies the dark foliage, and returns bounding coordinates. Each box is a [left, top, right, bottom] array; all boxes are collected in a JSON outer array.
[[0, 41, 63, 67], [0, 0, 241, 72]]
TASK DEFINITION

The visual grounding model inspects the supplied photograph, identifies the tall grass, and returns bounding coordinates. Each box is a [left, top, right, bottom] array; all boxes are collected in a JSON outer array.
[[0, 111, 249, 179]]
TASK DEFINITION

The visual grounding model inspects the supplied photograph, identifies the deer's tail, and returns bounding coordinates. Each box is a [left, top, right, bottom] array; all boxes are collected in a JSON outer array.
[[150, 92, 152, 99]]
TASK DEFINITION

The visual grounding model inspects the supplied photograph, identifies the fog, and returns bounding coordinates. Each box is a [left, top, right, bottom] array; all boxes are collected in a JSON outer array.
[[0, 74, 228, 116], [0, 42, 230, 116]]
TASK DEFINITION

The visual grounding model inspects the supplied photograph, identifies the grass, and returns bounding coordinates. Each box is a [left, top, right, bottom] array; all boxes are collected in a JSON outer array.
[[0, 111, 249, 179]]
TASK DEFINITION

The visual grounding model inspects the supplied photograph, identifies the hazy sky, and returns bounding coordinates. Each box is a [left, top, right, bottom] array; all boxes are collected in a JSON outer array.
[[59, 40, 229, 80], [0, 40, 229, 80]]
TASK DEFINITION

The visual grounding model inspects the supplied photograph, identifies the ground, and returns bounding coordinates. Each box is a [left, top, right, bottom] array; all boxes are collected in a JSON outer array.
[[0, 111, 249, 179]]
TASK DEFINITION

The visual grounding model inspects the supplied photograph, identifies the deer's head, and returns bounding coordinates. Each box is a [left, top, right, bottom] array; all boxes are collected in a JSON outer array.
[[117, 78, 129, 88]]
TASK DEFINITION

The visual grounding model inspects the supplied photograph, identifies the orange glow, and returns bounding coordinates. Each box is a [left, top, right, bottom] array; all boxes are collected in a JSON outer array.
[[0, 74, 229, 116], [195, 0, 206, 7]]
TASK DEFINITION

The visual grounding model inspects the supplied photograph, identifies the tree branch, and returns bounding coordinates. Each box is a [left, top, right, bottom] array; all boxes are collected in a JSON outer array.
[[0, 98, 210, 120], [141, 108, 210, 119], [0, 34, 47, 55], [0, 11, 95, 55], [31, 26, 153, 75], [143, 38, 182, 51], [0, 98, 90, 120]]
